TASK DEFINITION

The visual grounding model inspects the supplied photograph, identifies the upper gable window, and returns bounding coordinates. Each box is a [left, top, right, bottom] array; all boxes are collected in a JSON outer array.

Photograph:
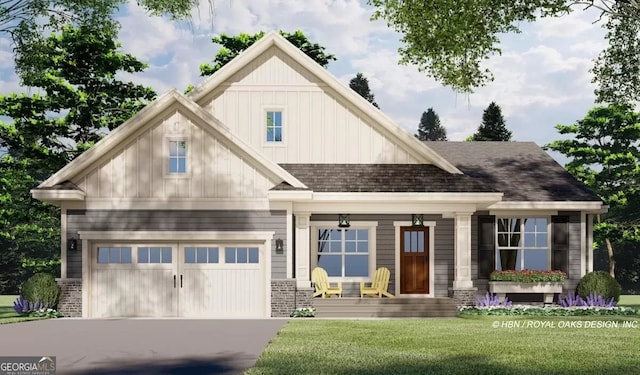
[[266, 111, 283, 143], [168, 140, 187, 174]]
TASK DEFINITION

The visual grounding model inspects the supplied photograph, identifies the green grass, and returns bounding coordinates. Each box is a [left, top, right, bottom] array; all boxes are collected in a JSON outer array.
[[619, 295, 640, 310], [0, 295, 47, 324], [248, 316, 640, 375]]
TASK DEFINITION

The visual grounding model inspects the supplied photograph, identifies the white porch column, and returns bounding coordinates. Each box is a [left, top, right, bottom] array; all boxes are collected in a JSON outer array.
[[453, 212, 474, 289], [587, 214, 594, 273], [295, 212, 311, 288]]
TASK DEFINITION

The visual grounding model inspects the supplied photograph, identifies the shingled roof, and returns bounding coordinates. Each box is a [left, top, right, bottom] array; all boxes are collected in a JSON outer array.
[[424, 141, 601, 202], [275, 164, 497, 193]]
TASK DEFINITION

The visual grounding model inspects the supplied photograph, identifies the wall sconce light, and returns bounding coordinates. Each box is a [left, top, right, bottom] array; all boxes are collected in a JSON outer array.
[[338, 214, 351, 228], [275, 238, 284, 254], [67, 238, 77, 252], [412, 214, 424, 227]]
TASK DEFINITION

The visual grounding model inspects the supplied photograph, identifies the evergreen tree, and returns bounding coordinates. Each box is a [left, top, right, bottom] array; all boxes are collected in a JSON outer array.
[[472, 102, 512, 141], [415, 108, 447, 141], [349, 72, 379, 108]]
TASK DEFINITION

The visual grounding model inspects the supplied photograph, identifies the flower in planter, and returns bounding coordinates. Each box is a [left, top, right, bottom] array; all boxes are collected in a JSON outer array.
[[489, 269, 567, 283]]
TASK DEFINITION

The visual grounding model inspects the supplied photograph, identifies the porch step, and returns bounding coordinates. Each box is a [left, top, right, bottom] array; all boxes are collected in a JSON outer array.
[[313, 297, 458, 318]]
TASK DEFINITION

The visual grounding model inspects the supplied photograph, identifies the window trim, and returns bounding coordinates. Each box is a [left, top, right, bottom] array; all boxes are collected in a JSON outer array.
[[262, 107, 287, 147], [310, 221, 377, 282], [494, 216, 552, 271], [164, 136, 191, 178]]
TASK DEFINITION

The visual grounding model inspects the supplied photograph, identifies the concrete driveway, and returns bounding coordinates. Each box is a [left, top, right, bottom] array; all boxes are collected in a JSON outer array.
[[0, 319, 287, 374]]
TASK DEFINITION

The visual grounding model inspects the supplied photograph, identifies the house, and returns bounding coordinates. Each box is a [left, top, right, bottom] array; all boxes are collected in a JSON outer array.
[[32, 32, 605, 318]]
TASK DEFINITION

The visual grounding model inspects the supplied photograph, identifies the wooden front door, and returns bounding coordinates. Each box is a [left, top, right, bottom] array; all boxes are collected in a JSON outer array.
[[400, 227, 429, 294]]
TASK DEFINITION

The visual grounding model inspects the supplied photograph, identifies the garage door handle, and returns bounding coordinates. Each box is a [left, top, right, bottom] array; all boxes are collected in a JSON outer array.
[[180, 274, 183, 288], [173, 275, 176, 288]]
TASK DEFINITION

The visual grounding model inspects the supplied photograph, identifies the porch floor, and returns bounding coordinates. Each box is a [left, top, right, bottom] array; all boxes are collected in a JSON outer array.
[[312, 297, 458, 318]]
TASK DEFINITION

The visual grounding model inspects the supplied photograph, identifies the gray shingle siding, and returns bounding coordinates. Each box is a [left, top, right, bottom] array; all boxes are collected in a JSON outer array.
[[309, 214, 453, 297], [66, 210, 287, 278]]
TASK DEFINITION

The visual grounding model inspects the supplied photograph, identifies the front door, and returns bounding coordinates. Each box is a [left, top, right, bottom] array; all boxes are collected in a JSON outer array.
[[400, 227, 429, 294]]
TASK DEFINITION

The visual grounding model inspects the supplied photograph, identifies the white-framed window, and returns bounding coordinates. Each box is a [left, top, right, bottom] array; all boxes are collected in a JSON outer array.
[[184, 247, 219, 264], [311, 222, 377, 280], [225, 247, 260, 264], [137, 247, 172, 264], [168, 139, 187, 174], [97, 247, 132, 264], [265, 110, 283, 143], [496, 217, 549, 270]]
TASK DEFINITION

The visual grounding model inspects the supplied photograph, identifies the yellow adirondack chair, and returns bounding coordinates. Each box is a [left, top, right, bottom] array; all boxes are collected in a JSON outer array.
[[360, 267, 394, 298], [312, 267, 342, 298]]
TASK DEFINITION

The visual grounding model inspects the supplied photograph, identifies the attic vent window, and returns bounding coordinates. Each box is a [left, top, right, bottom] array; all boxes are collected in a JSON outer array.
[[266, 111, 283, 142], [169, 140, 187, 174]]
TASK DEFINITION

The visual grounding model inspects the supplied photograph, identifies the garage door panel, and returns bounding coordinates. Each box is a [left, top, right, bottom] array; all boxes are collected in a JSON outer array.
[[92, 242, 267, 318]]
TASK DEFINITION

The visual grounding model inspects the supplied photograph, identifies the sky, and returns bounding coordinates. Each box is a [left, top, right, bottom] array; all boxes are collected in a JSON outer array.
[[0, 0, 610, 164]]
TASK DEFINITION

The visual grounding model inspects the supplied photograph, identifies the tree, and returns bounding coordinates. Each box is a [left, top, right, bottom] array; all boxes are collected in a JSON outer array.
[[199, 30, 336, 77], [349, 72, 379, 109], [415, 108, 447, 141], [545, 105, 640, 277], [0, 23, 155, 293], [592, 6, 640, 106], [472, 102, 512, 141], [367, 1, 640, 93]]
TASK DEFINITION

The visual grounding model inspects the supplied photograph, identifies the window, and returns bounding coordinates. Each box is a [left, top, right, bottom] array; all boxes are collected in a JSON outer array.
[[138, 247, 172, 264], [266, 111, 282, 142], [225, 247, 259, 264], [168, 140, 186, 173], [496, 218, 549, 270], [97, 247, 132, 264], [317, 228, 369, 277], [184, 247, 219, 264]]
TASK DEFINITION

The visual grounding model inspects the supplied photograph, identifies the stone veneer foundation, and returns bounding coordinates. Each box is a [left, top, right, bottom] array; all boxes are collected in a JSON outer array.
[[271, 279, 314, 317], [56, 278, 82, 317]]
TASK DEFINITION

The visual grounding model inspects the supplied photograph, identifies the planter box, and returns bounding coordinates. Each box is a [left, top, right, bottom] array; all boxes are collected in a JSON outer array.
[[489, 281, 564, 304]]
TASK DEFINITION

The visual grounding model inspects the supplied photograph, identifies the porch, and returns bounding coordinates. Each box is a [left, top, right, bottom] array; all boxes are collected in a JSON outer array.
[[313, 297, 458, 318]]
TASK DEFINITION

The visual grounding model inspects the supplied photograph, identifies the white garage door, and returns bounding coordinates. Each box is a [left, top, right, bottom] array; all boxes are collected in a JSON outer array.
[[91, 242, 266, 318]]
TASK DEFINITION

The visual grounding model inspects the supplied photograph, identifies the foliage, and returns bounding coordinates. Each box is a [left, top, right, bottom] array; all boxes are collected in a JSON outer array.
[[472, 102, 512, 141], [458, 305, 637, 316], [558, 292, 617, 307], [415, 108, 447, 141], [12, 295, 33, 314], [367, 1, 640, 94], [28, 308, 61, 318], [0, 23, 155, 293], [577, 271, 622, 302], [545, 105, 640, 274], [349, 72, 379, 109], [20, 273, 60, 308], [0, 158, 60, 294], [476, 293, 512, 308], [490, 270, 567, 282], [367, 0, 571, 93], [592, 3, 640, 106], [290, 307, 316, 318], [199, 30, 336, 77]]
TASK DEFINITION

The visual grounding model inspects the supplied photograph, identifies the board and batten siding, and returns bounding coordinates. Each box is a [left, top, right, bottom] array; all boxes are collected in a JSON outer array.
[[309, 214, 454, 297], [70, 107, 277, 200], [66, 210, 287, 279], [198, 46, 421, 165]]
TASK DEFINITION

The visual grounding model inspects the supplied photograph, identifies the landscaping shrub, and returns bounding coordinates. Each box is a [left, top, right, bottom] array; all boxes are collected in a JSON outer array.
[[20, 273, 60, 308], [576, 271, 622, 303]]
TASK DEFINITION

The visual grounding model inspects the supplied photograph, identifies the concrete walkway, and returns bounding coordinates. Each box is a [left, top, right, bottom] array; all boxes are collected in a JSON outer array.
[[0, 319, 287, 374]]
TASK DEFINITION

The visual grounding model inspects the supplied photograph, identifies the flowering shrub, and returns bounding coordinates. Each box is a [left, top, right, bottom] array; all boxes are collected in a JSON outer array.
[[490, 270, 567, 283], [458, 305, 638, 316], [558, 292, 617, 308], [476, 293, 512, 308]]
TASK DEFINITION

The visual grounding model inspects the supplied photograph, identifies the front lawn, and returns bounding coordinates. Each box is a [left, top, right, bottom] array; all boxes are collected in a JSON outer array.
[[0, 295, 47, 324], [619, 295, 640, 310], [248, 316, 640, 375]]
